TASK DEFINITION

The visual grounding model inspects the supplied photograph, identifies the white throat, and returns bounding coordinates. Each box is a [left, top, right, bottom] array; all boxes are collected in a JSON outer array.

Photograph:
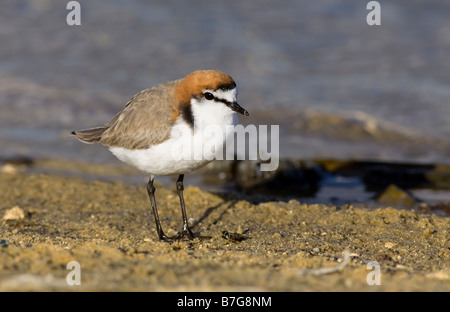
[[190, 88, 238, 129]]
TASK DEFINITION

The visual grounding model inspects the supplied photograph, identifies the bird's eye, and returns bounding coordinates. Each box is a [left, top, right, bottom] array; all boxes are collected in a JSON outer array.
[[204, 92, 214, 100]]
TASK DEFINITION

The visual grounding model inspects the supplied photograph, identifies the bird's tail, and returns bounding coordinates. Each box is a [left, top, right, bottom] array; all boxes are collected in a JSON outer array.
[[71, 126, 108, 144]]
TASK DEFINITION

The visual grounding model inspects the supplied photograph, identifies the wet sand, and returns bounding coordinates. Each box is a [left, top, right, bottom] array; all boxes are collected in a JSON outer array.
[[0, 161, 449, 292]]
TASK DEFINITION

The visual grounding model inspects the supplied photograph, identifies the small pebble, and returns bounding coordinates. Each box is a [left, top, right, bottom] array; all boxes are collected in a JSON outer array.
[[1, 164, 18, 174], [385, 242, 396, 249], [222, 230, 246, 242], [3, 206, 26, 221], [272, 232, 282, 239]]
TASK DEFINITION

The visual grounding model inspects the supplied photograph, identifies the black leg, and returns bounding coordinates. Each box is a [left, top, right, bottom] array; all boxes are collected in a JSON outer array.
[[146, 176, 169, 241], [176, 174, 195, 239]]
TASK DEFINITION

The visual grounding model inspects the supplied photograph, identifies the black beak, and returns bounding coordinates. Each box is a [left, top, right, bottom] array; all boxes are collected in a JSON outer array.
[[230, 102, 249, 116]]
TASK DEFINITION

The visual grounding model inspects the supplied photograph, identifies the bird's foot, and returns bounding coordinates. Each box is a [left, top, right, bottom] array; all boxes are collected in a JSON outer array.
[[157, 228, 195, 241], [157, 230, 173, 241], [176, 226, 196, 240]]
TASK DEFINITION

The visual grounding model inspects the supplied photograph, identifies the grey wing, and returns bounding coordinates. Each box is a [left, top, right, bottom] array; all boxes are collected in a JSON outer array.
[[72, 126, 108, 144], [100, 82, 178, 150]]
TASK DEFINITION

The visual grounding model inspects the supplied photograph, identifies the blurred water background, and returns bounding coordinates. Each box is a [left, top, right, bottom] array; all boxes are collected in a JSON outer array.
[[1, 0, 449, 204]]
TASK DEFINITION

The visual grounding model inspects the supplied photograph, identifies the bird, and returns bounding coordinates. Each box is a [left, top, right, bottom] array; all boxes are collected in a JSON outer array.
[[72, 70, 249, 240]]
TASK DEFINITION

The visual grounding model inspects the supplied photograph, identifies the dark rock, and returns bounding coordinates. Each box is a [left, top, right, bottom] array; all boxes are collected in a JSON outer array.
[[375, 184, 418, 207]]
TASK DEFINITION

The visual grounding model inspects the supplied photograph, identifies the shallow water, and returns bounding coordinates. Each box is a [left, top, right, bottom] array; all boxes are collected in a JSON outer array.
[[0, 1, 449, 178]]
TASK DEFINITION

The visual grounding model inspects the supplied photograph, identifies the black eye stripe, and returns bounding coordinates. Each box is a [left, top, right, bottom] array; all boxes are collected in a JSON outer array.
[[198, 93, 234, 107], [213, 97, 233, 106], [202, 93, 232, 105]]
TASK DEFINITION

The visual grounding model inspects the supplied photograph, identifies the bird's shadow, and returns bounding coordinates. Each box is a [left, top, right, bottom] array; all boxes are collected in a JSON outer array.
[[191, 200, 238, 236]]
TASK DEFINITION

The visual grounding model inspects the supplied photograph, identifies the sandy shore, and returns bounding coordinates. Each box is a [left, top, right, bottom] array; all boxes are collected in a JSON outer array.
[[0, 161, 449, 291]]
